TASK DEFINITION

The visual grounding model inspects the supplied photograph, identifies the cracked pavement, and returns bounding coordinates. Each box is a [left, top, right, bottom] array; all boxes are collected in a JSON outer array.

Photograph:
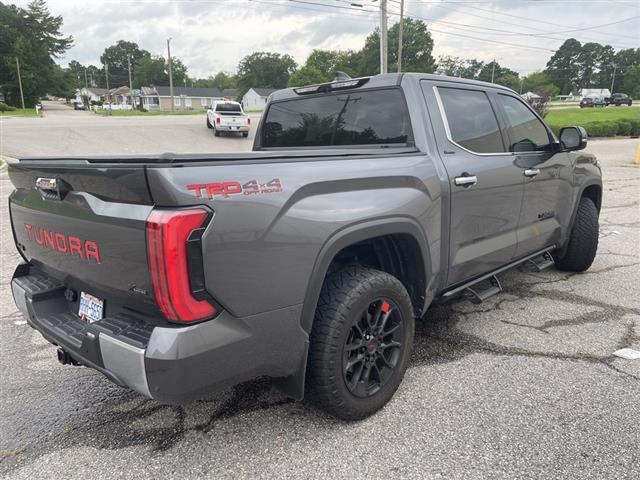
[[0, 125, 639, 479]]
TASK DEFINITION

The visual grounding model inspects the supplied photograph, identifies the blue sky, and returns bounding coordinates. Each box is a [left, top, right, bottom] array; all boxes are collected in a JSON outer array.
[[15, 0, 640, 77]]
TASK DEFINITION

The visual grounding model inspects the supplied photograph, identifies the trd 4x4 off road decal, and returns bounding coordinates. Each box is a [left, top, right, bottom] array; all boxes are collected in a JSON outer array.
[[187, 179, 283, 199]]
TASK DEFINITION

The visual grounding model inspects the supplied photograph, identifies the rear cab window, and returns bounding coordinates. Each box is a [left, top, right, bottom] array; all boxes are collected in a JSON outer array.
[[260, 88, 414, 148], [435, 87, 506, 154], [215, 103, 242, 115]]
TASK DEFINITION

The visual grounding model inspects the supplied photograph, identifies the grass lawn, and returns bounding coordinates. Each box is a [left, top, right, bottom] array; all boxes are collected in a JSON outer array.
[[546, 106, 640, 126], [93, 109, 206, 116], [0, 108, 40, 117]]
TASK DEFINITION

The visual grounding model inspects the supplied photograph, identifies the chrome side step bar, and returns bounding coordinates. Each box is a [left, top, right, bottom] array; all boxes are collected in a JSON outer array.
[[440, 246, 556, 303]]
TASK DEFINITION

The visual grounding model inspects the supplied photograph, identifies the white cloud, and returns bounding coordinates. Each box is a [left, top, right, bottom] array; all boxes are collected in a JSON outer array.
[[13, 0, 640, 77]]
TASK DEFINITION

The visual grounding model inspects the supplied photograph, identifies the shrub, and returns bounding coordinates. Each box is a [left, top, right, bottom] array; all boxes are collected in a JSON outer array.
[[0, 102, 16, 112], [615, 120, 632, 136], [628, 119, 640, 136]]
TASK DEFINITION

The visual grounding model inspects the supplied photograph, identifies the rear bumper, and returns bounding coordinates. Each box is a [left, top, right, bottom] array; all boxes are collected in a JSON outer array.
[[12, 264, 308, 403], [216, 124, 249, 132]]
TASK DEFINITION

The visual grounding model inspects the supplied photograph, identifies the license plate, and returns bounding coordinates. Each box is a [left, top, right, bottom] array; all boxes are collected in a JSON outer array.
[[78, 292, 104, 323]]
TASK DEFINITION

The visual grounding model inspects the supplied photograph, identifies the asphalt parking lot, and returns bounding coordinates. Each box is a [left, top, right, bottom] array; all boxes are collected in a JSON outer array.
[[1, 104, 639, 479]]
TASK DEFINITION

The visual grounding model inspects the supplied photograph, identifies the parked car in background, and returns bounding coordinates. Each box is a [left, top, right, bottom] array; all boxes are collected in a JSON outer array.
[[206, 101, 250, 137], [579, 97, 606, 108], [604, 93, 632, 106], [73, 101, 86, 110]]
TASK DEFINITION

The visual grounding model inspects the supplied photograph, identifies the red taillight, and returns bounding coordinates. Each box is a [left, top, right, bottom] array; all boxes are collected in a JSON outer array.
[[215, 116, 221, 124], [147, 208, 216, 323]]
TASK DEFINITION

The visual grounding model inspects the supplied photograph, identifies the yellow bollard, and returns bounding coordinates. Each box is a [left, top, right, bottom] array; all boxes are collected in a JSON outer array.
[[636, 141, 640, 165]]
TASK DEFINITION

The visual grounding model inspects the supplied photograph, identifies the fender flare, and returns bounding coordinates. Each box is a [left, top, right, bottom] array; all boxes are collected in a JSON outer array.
[[273, 217, 431, 401], [300, 217, 431, 335]]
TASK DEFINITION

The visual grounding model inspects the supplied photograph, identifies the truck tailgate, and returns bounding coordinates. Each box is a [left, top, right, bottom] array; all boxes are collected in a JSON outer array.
[[9, 162, 157, 316]]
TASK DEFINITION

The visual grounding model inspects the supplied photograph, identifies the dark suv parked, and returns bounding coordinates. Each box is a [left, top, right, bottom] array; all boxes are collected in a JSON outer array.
[[605, 93, 633, 106]]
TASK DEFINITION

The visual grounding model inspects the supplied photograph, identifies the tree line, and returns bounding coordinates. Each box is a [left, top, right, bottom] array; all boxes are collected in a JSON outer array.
[[1, 1, 639, 108]]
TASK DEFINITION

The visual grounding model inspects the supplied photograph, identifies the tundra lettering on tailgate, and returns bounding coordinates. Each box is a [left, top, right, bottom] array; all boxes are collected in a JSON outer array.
[[23, 224, 101, 263]]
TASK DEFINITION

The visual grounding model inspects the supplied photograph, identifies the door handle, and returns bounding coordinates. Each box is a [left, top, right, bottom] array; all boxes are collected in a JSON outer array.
[[454, 175, 478, 187], [524, 168, 540, 177]]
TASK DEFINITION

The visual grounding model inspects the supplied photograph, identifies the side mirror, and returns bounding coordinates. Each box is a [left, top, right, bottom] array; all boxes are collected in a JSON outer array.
[[559, 126, 587, 151]]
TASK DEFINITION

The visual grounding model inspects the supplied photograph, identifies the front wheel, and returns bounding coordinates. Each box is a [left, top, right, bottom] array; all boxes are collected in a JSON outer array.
[[553, 197, 599, 272], [306, 266, 414, 420]]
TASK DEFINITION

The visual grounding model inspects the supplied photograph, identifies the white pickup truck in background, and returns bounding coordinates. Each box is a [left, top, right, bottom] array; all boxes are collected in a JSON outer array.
[[206, 101, 251, 137]]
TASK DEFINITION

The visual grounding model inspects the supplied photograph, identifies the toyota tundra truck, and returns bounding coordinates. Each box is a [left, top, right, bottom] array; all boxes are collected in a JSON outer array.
[[9, 73, 601, 420]]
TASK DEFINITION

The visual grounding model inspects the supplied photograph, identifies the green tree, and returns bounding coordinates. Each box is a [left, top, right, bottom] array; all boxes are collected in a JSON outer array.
[[477, 61, 520, 90], [288, 65, 326, 87], [612, 48, 640, 93], [620, 65, 640, 98], [436, 56, 484, 79], [520, 71, 559, 96], [358, 18, 436, 75], [236, 52, 297, 97], [132, 56, 167, 87], [0, 0, 73, 106], [211, 72, 236, 90], [305, 49, 358, 79], [100, 40, 150, 88], [49, 65, 78, 99], [545, 38, 582, 95]]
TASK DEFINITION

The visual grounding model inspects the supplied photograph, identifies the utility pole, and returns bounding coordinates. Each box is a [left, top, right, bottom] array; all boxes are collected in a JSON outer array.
[[84, 67, 88, 89], [127, 55, 133, 89], [379, 0, 388, 74], [167, 37, 174, 111], [15, 57, 25, 109], [610, 64, 617, 93], [491, 59, 496, 84], [104, 63, 109, 90], [397, 0, 404, 73]]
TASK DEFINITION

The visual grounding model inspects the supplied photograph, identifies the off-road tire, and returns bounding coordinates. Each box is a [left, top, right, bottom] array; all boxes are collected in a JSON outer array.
[[206, 117, 212, 129], [242, 132, 249, 137], [553, 197, 599, 272], [306, 265, 414, 420], [214, 128, 220, 137]]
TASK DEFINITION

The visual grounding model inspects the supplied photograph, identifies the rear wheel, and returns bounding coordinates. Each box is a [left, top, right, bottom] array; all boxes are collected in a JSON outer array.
[[306, 265, 414, 420], [206, 117, 212, 129], [214, 128, 220, 137], [553, 197, 599, 272], [242, 132, 249, 137]]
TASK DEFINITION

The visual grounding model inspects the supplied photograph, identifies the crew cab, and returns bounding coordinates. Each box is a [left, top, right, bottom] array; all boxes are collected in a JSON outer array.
[[605, 93, 633, 106], [9, 73, 601, 420], [206, 100, 250, 137]]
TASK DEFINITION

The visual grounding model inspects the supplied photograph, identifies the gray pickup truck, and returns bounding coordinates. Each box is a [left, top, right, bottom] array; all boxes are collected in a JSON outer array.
[[9, 73, 601, 420]]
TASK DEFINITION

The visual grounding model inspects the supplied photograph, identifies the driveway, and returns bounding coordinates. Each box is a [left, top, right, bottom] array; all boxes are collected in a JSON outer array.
[[0, 124, 639, 479]]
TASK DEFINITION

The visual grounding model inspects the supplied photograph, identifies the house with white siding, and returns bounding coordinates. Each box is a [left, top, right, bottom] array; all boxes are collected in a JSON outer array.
[[242, 88, 278, 111], [140, 86, 225, 111]]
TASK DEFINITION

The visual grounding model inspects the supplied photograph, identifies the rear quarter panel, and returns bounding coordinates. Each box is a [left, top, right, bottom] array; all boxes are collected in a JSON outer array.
[[147, 154, 443, 318]]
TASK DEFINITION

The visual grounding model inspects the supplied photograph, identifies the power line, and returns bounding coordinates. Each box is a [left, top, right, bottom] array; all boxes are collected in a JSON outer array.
[[406, 0, 640, 41], [285, 0, 556, 51]]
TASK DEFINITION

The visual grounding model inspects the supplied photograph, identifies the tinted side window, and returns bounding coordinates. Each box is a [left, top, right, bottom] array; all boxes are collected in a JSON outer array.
[[261, 89, 413, 148], [437, 87, 505, 154], [498, 95, 552, 152]]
